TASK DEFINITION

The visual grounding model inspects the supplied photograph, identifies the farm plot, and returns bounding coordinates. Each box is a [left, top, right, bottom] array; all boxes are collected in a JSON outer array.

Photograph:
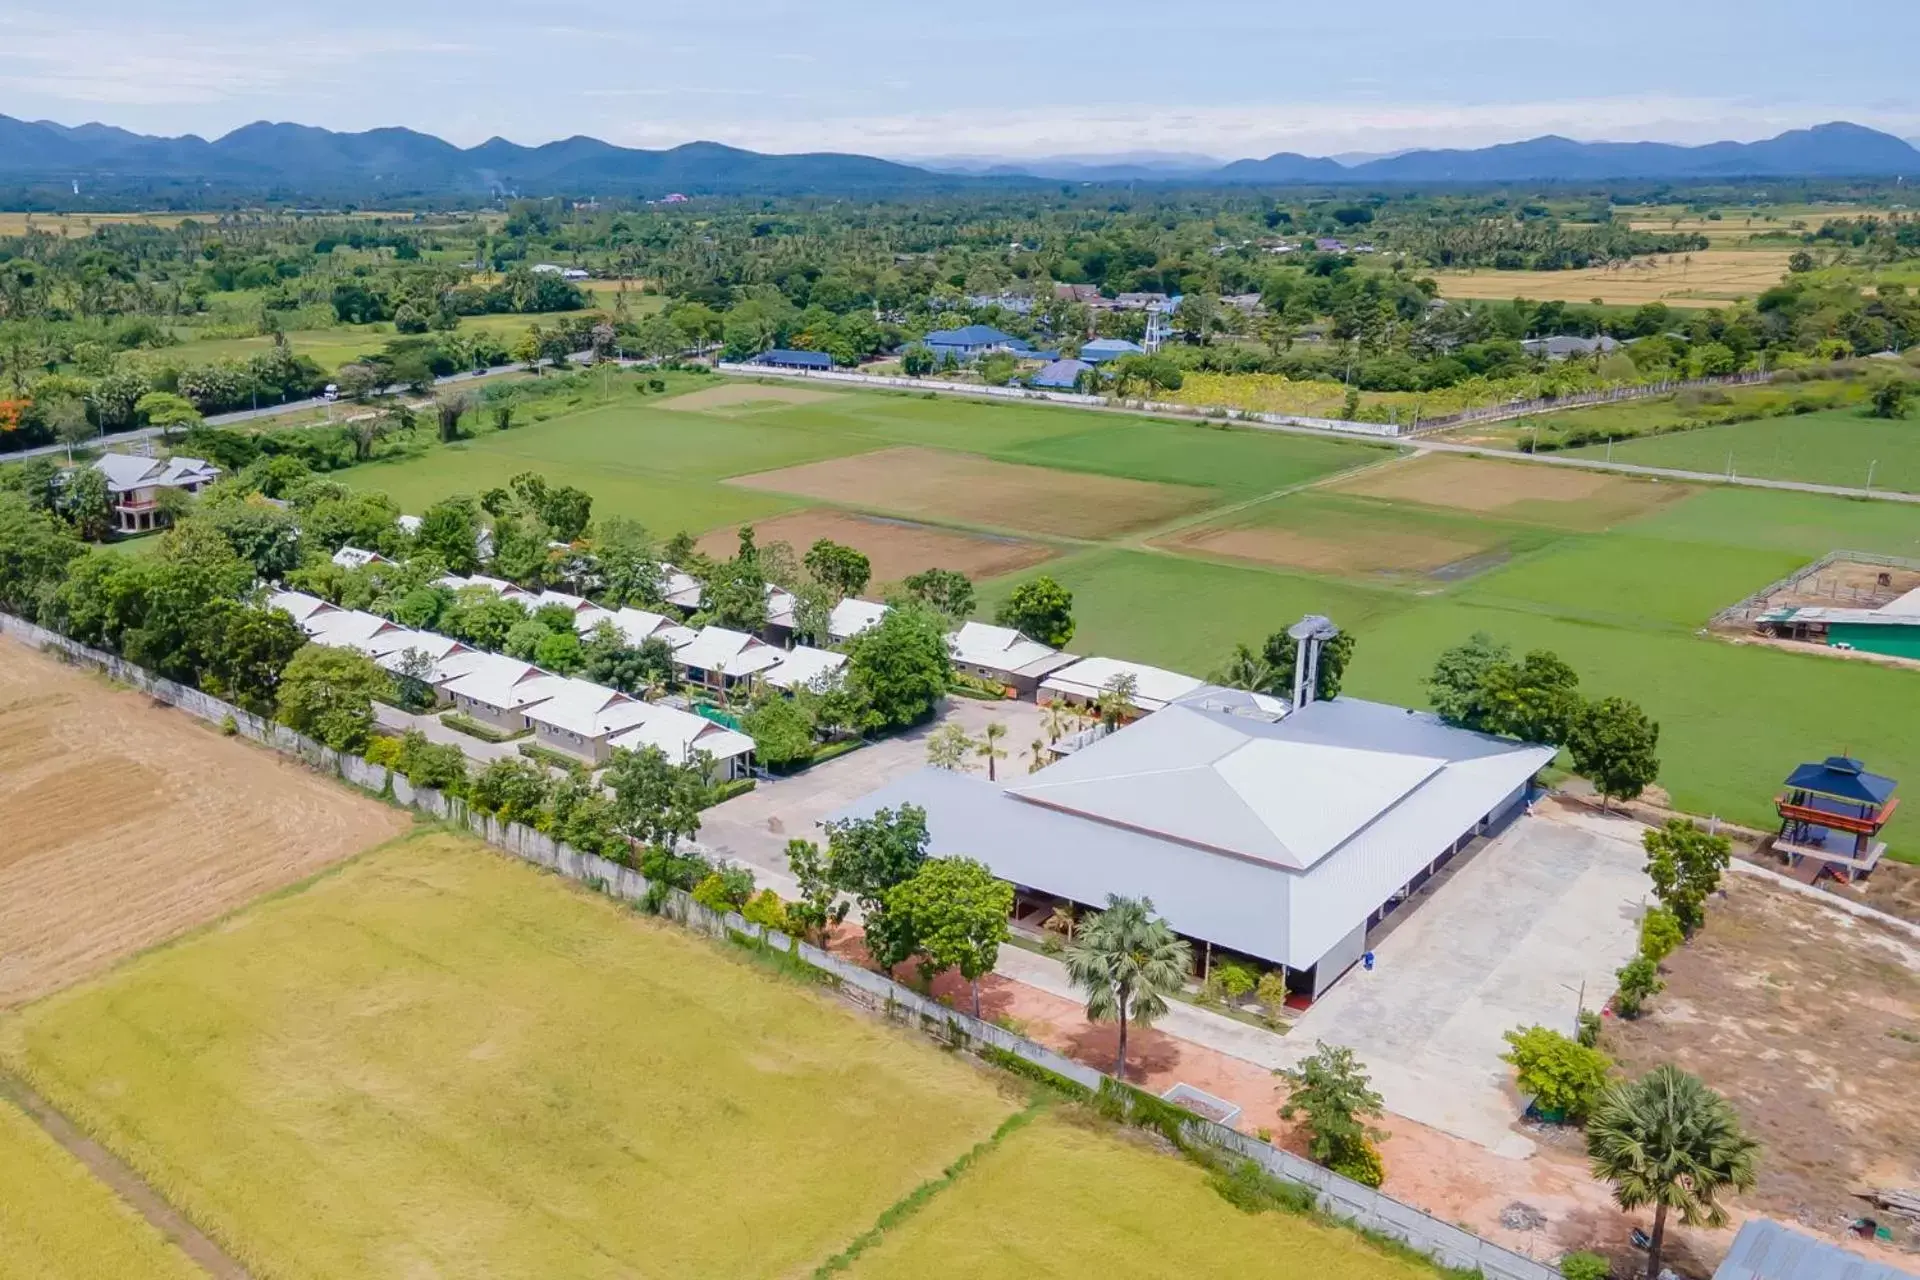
[[1332, 453, 1691, 530], [0, 832, 1017, 1279], [1563, 409, 1920, 495], [659, 382, 845, 413], [697, 508, 1054, 587], [843, 1110, 1434, 1280], [728, 445, 1219, 538], [1430, 249, 1795, 307], [0, 638, 409, 1009], [1603, 874, 1920, 1244]]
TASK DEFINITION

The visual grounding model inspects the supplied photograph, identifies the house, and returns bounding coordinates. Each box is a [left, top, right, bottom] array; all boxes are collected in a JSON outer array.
[[1040, 656, 1205, 717], [267, 590, 340, 627], [763, 645, 847, 693], [828, 598, 889, 644], [1756, 585, 1920, 660], [375, 634, 481, 706], [673, 626, 784, 693], [521, 678, 656, 764], [1111, 292, 1169, 310], [948, 621, 1077, 697], [834, 693, 1552, 1000], [301, 609, 413, 656], [606, 704, 756, 781], [922, 325, 1032, 362], [330, 546, 392, 570], [1031, 358, 1092, 390], [765, 584, 798, 646], [438, 654, 567, 734], [440, 573, 534, 605], [1053, 283, 1102, 304], [1713, 1219, 1913, 1280], [1521, 334, 1621, 360], [91, 454, 221, 534], [660, 565, 704, 612], [750, 349, 834, 371], [532, 589, 613, 633], [1078, 338, 1144, 365], [599, 607, 698, 652], [396, 514, 423, 536]]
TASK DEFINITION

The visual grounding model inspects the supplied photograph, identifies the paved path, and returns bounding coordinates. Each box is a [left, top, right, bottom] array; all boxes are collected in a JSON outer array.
[[373, 704, 524, 764]]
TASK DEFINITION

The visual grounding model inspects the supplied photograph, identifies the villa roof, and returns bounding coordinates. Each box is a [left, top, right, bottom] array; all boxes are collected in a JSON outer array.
[[1039, 656, 1204, 712], [607, 704, 756, 765], [1784, 756, 1897, 807], [829, 597, 889, 642], [674, 626, 782, 678], [949, 621, 1073, 679], [92, 453, 220, 494], [521, 678, 653, 739], [764, 645, 848, 691]]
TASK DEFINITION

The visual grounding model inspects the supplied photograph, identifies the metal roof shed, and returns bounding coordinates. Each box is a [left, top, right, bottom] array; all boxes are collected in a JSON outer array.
[[1713, 1219, 1914, 1280]]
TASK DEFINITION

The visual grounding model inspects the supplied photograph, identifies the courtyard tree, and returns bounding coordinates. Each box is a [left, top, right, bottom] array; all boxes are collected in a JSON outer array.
[[1212, 642, 1274, 693], [1480, 649, 1583, 744], [275, 643, 391, 751], [803, 538, 871, 598], [592, 518, 664, 607], [1586, 1065, 1758, 1280], [1641, 819, 1731, 935], [416, 495, 482, 575], [1500, 1025, 1612, 1122], [823, 803, 930, 970], [846, 603, 951, 729], [1062, 895, 1192, 1080], [604, 744, 707, 851], [1567, 696, 1661, 808], [925, 722, 974, 770], [1094, 671, 1137, 728], [1276, 1042, 1389, 1187], [975, 720, 1008, 780], [995, 575, 1074, 648], [900, 567, 974, 620], [783, 837, 848, 945], [61, 464, 113, 541], [885, 856, 1013, 1015], [742, 692, 817, 770]]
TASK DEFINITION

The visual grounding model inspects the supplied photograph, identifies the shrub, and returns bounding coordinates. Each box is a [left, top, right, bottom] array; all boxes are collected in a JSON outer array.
[[1208, 1156, 1318, 1214], [1576, 1009, 1603, 1049], [363, 735, 403, 768], [638, 844, 712, 893], [1255, 971, 1290, 1025], [741, 889, 789, 933], [219, 713, 239, 737], [1561, 1252, 1611, 1280], [1500, 1025, 1612, 1120], [690, 864, 755, 914], [1329, 1139, 1385, 1188], [1613, 955, 1664, 1019], [1215, 961, 1258, 1001], [1638, 906, 1684, 964]]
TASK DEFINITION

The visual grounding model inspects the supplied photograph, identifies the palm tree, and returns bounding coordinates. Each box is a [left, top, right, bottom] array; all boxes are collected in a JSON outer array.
[[977, 721, 1008, 781], [1025, 737, 1048, 774], [1586, 1065, 1760, 1280], [1062, 895, 1193, 1080], [1041, 700, 1078, 744], [1212, 642, 1273, 693], [1093, 672, 1138, 729]]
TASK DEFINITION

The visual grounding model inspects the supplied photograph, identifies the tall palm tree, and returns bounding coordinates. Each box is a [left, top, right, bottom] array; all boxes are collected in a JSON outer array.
[[1026, 737, 1048, 774], [1586, 1065, 1760, 1280], [1041, 700, 1078, 744], [1212, 642, 1273, 693], [976, 721, 1008, 781], [1062, 895, 1193, 1080]]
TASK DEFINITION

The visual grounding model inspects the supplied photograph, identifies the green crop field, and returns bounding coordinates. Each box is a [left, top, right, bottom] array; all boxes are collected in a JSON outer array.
[[0, 833, 1019, 1278], [0, 1095, 200, 1280], [843, 1111, 1433, 1280], [1564, 407, 1920, 493]]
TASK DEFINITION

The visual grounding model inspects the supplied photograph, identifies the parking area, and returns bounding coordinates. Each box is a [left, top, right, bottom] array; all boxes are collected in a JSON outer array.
[[1280, 802, 1652, 1157]]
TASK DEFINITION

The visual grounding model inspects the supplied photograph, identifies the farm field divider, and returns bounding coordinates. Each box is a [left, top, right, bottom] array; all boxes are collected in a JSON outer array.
[[0, 610, 1557, 1280]]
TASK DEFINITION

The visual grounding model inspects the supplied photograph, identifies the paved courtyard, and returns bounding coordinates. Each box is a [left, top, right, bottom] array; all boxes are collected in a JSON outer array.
[[1277, 803, 1653, 1157]]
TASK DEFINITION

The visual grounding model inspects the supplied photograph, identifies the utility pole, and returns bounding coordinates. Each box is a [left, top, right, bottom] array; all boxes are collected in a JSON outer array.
[[1866, 459, 1877, 494]]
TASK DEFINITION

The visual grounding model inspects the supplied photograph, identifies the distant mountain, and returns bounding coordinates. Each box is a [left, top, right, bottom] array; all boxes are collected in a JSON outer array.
[[916, 151, 1227, 181]]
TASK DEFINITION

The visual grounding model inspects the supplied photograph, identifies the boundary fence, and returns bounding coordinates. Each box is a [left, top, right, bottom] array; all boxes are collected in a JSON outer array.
[[1404, 371, 1772, 437], [0, 611, 1559, 1280], [1711, 549, 1920, 625]]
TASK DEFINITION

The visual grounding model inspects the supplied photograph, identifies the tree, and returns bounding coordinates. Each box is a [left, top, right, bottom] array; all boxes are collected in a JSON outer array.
[[48, 395, 93, 462], [1480, 649, 1582, 744], [900, 568, 974, 620], [593, 518, 663, 607], [276, 644, 391, 751], [134, 391, 202, 441], [702, 555, 769, 634], [534, 628, 584, 674], [784, 837, 848, 945], [1425, 632, 1511, 730], [900, 344, 935, 376], [1212, 642, 1274, 693], [1641, 819, 1731, 935], [416, 495, 482, 575], [1567, 696, 1661, 808], [1093, 672, 1137, 728], [0, 492, 84, 613], [604, 744, 707, 850], [995, 575, 1074, 648], [62, 464, 113, 541], [743, 693, 817, 769], [195, 600, 306, 716], [1062, 895, 1193, 1080], [925, 722, 974, 770], [846, 603, 951, 729], [1276, 1042, 1388, 1186], [822, 804, 930, 969], [976, 720, 1008, 781], [1041, 700, 1080, 744], [1612, 954, 1664, 1018], [886, 857, 1013, 1015], [1638, 906, 1684, 964], [1870, 378, 1910, 420], [436, 393, 472, 443], [803, 538, 871, 598], [1586, 1066, 1759, 1280], [1500, 1025, 1612, 1121]]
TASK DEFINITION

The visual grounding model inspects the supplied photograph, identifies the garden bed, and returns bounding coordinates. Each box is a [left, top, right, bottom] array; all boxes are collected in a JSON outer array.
[[441, 712, 531, 743]]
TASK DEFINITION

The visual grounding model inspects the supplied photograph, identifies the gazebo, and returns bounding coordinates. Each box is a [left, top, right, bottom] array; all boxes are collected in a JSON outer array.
[[1773, 755, 1898, 883]]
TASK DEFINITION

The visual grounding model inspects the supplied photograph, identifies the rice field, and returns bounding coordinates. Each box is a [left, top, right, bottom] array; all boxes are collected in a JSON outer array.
[[1430, 248, 1796, 307], [1562, 407, 1920, 494]]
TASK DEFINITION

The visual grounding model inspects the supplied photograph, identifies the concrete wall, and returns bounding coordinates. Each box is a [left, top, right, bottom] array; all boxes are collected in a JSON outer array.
[[0, 610, 1559, 1280]]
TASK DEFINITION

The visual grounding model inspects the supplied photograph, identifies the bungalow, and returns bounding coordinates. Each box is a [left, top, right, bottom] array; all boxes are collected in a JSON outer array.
[[607, 704, 756, 782], [267, 590, 340, 627], [599, 607, 698, 651], [1078, 338, 1144, 365], [438, 654, 568, 734], [828, 598, 889, 644], [1521, 334, 1621, 360], [922, 325, 1033, 362], [948, 621, 1078, 697], [1040, 656, 1205, 717], [375, 634, 481, 706], [521, 678, 657, 764], [764, 645, 847, 693], [1031, 358, 1092, 390], [673, 626, 784, 693], [660, 565, 704, 612], [441, 573, 534, 605], [301, 609, 412, 656], [765, 584, 799, 646], [330, 546, 392, 570], [530, 589, 613, 633], [750, 348, 834, 371], [92, 454, 221, 534]]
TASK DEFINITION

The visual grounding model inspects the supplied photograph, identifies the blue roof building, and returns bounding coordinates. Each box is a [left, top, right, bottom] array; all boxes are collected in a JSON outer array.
[[1775, 754, 1898, 883], [1032, 358, 1092, 389], [922, 324, 1031, 361], [1080, 337, 1145, 364], [750, 349, 833, 370]]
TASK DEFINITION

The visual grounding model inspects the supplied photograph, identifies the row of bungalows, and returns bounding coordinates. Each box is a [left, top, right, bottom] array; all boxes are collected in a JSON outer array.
[[943, 620, 1215, 721]]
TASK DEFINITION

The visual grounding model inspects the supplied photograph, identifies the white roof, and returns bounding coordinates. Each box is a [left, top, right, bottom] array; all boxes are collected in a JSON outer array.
[[572, 605, 615, 634], [466, 574, 532, 601], [597, 607, 698, 650], [439, 654, 563, 712], [534, 589, 593, 614], [267, 590, 338, 625], [948, 621, 1069, 678], [660, 565, 703, 610], [829, 598, 889, 643], [396, 514, 423, 535], [1040, 657, 1203, 712], [766, 585, 797, 629], [764, 645, 848, 691], [302, 609, 408, 652], [330, 546, 390, 570], [375, 634, 476, 681], [520, 678, 653, 739], [93, 453, 219, 494], [1878, 586, 1920, 618], [607, 704, 756, 765], [673, 627, 782, 678]]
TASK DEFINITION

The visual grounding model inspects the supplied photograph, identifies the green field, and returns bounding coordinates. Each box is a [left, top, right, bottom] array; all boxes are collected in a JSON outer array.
[[844, 1112, 1432, 1280], [0, 833, 1018, 1278], [0, 1095, 200, 1280], [1564, 407, 1920, 493]]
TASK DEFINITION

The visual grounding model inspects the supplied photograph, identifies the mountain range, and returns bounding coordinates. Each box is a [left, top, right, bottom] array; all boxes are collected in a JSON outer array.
[[1, 115, 1915, 200]]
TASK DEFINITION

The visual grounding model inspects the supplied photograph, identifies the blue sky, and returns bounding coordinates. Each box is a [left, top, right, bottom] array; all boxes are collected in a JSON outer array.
[[2, 0, 1916, 158]]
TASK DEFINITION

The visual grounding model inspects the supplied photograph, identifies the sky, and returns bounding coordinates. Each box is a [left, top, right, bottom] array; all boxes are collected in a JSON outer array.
[[3, 0, 1918, 160]]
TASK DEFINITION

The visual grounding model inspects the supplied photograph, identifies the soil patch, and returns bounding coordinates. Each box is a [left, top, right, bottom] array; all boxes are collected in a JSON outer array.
[[698, 508, 1053, 588], [1604, 874, 1920, 1243], [0, 639, 410, 1008], [728, 445, 1216, 539], [1159, 524, 1487, 578], [1334, 454, 1688, 528], [659, 383, 842, 413]]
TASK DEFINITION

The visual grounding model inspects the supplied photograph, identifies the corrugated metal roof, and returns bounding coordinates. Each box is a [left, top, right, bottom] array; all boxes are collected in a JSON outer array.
[[1714, 1220, 1915, 1280], [1040, 657, 1204, 712]]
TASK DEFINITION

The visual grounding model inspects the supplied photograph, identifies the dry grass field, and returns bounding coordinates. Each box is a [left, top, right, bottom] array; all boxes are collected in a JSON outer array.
[[728, 445, 1216, 539], [698, 508, 1054, 586], [660, 382, 845, 413], [1161, 523, 1487, 578], [0, 212, 197, 237], [1331, 453, 1690, 530], [1430, 249, 1795, 307], [0, 638, 410, 1008]]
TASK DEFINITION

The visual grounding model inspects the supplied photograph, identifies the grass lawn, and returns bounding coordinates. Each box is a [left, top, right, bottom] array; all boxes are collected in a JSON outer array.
[[0, 833, 1017, 1278], [1564, 408, 1920, 493], [995, 419, 1393, 499], [0, 1095, 200, 1280], [843, 1111, 1436, 1280], [156, 312, 554, 375]]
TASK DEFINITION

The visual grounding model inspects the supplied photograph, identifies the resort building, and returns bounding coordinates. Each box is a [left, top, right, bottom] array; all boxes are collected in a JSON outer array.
[[673, 626, 784, 693], [521, 678, 656, 764], [92, 453, 221, 533], [948, 622, 1078, 697], [828, 598, 889, 644], [607, 704, 756, 781], [1040, 656, 1205, 717]]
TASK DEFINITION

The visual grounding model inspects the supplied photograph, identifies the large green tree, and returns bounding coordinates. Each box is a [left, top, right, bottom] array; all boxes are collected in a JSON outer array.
[[276, 644, 391, 751], [1277, 1042, 1389, 1187], [1426, 632, 1510, 730], [995, 576, 1074, 648], [195, 600, 307, 716], [1567, 696, 1661, 807], [1062, 895, 1192, 1080], [604, 744, 708, 851], [846, 603, 951, 729], [1480, 649, 1582, 744], [823, 803, 930, 970], [416, 495, 482, 575], [899, 568, 974, 620], [803, 538, 871, 599], [885, 857, 1013, 1016]]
